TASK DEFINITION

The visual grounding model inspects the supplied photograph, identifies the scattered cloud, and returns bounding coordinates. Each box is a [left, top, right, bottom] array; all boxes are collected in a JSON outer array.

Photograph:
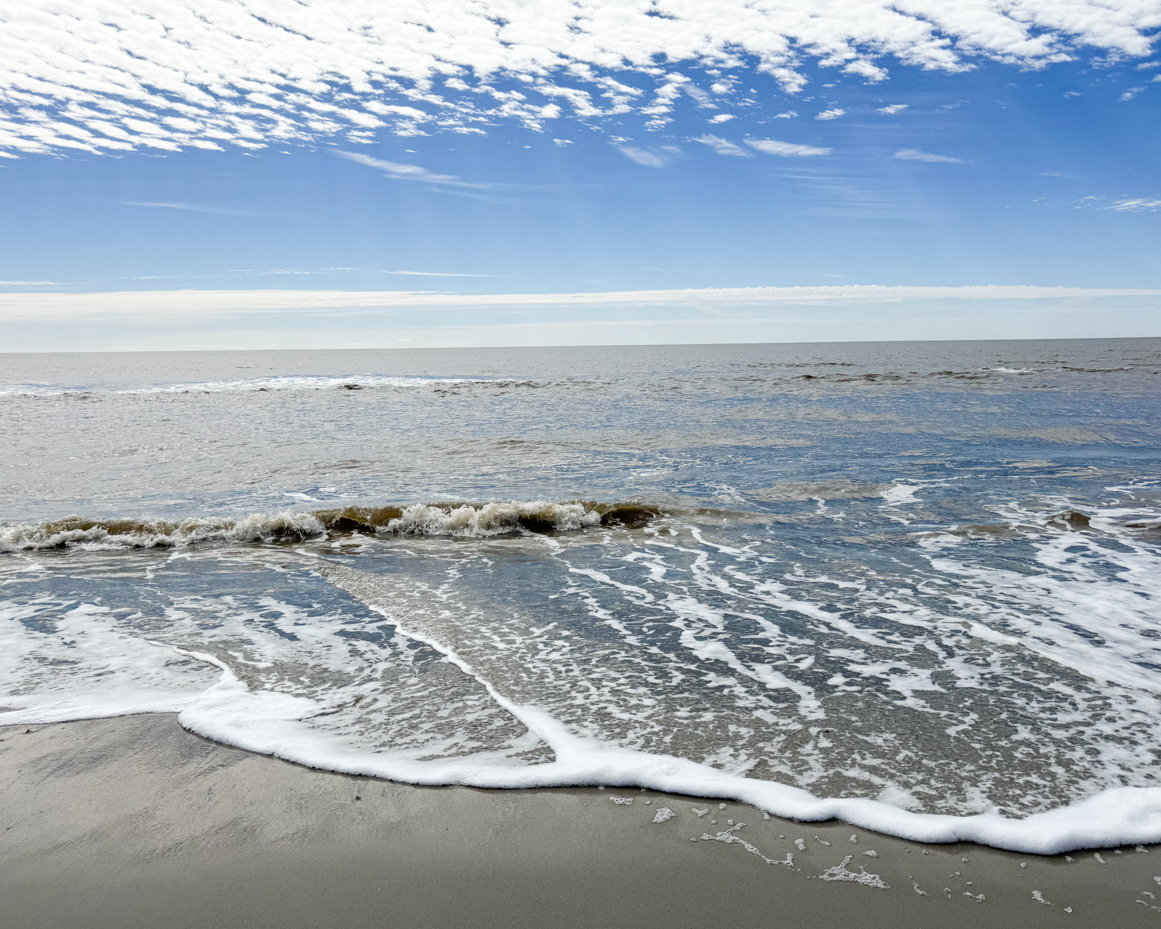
[[774, 111, 799, 119], [708, 114, 735, 124], [1109, 197, 1161, 211], [1063, 90, 1082, 97], [696, 134, 750, 157], [552, 138, 573, 146], [894, 148, 963, 163], [3, 1, 1158, 157], [815, 108, 846, 120], [335, 151, 492, 189], [0, 280, 68, 285], [1120, 86, 1146, 100], [1138, 61, 1161, 69], [877, 104, 908, 114], [747, 139, 831, 157]]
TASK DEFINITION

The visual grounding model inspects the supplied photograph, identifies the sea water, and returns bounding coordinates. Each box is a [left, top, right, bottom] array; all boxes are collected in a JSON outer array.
[[2, 339, 1159, 853]]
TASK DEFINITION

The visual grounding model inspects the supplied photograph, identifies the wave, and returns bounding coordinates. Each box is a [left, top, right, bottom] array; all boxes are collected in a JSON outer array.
[[0, 501, 664, 551], [0, 374, 489, 397]]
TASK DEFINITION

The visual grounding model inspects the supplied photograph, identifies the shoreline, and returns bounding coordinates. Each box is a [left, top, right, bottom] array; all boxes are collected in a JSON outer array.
[[2, 715, 1159, 928]]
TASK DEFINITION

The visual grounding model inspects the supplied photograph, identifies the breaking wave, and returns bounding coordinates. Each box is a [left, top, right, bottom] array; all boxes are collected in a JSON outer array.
[[0, 501, 664, 551]]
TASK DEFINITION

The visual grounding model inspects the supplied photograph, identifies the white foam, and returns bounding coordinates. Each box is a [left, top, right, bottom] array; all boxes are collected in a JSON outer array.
[[817, 855, 889, 889], [0, 601, 216, 724], [0, 512, 326, 552], [0, 374, 485, 397], [126, 374, 485, 394], [384, 502, 601, 537], [164, 602, 1161, 856]]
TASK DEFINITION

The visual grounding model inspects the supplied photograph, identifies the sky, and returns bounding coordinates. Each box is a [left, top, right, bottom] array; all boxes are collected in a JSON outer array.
[[1, 0, 1159, 351]]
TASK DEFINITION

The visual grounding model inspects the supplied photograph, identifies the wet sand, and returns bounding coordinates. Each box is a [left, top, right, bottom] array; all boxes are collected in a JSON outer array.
[[1, 715, 1158, 928]]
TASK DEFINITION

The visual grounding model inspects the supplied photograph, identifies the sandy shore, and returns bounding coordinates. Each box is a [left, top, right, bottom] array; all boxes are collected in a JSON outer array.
[[1, 715, 1158, 928]]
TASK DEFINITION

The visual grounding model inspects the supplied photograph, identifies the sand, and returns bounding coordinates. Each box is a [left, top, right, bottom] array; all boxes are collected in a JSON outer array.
[[1, 714, 1158, 928]]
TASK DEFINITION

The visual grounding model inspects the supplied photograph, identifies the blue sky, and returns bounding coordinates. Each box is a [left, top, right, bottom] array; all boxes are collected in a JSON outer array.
[[1, 1, 1159, 350]]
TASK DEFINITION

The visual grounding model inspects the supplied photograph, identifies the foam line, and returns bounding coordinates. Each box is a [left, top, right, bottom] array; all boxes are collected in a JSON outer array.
[[169, 589, 1161, 857]]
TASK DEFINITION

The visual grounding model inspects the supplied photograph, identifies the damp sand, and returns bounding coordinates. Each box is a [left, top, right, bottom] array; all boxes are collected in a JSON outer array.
[[2, 715, 1159, 928]]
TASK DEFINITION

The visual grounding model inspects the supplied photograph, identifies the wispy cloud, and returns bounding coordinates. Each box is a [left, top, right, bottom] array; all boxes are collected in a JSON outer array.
[[1120, 86, 1146, 100], [4, 1, 1157, 157], [747, 139, 831, 157], [1109, 197, 1161, 212], [382, 270, 502, 277], [695, 135, 750, 157], [618, 146, 675, 167], [0, 280, 69, 285], [335, 151, 492, 189], [894, 148, 962, 163], [877, 104, 908, 114], [120, 201, 275, 216], [815, 108, 846, 121], [708, 114, 735, 124]]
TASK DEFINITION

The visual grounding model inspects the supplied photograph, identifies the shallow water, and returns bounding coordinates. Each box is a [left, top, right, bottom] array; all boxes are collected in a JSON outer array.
[[2, 339, 1160, 851]]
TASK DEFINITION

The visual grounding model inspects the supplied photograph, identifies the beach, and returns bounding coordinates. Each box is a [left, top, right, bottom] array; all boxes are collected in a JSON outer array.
[[3, 341, 1161, 924], [3, 714, 1159, 928]]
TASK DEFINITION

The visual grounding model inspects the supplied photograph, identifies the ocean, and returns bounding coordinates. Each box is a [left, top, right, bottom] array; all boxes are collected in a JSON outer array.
[[2, 339, 1159, 853]]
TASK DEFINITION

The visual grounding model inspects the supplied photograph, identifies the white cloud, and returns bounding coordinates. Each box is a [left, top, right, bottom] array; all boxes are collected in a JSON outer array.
[[774, 111, 798, 119], [746, 139, 830, 157], [618, 146, 671, 167], [335, 151, 491, 188], [2, 1, 1158, 157], [1109, 197, 1161, 211], [815, 108, 846, 120], [708, 114, 735, 124], [695, 134, 750, 157], [877, 104, 908, 114], [5, 285, 1161, 321], [894, 148, 963, 163], [1120, 86, 1146, 99], [120, 201, 271, 215]]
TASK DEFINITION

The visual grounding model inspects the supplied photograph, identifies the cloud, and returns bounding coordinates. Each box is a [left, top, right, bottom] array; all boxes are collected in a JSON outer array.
[[618, 146, 672, 167], [877, 104, 908, 114], [774, 111, 798, 119], [1120, 86, 1146, 100], [2, 1, 1158, 157], [746, 139, 830, 157], [335, 151, 491, 188], [120, 201, 273, 215], [894, 148, 963, 163], [695, 134, 750, 157], [4, 285, 1160, 322], [1109, 197, 1161, 211], [815, 108, 846, 120], [708, 114, 735, 124]]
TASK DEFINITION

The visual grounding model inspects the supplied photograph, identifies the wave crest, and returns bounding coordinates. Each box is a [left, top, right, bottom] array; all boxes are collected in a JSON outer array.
[[0, 501, 662, 551]]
